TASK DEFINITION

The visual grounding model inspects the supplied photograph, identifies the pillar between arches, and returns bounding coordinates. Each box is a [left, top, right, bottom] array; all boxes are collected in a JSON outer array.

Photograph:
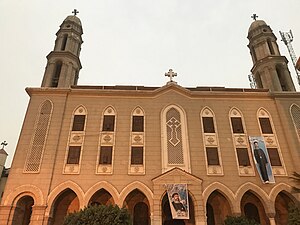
[[0, 205, 13, 225], [30, 205, 47, 225], [269, 217, 276, 225]]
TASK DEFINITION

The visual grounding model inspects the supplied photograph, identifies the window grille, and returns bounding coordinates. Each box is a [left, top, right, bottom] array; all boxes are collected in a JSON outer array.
[[166, 108, 183, 164], [24, 100, 52, 172]]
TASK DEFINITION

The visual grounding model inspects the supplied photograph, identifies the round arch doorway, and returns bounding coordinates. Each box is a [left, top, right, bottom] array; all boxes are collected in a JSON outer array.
[[162, 193, 195, 225]]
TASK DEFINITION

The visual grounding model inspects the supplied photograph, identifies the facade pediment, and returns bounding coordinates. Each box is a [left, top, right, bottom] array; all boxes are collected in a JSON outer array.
[[152, 167, 202, 187]]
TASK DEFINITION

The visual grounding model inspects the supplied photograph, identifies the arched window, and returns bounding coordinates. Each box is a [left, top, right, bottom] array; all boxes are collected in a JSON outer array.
[[64, 105, 87, 174], [229, 108, 254, 176], [257, 108, 285, 174], [24, 100, 53, 172], [201, 107, 223, 175], [161, 105, 190, 172], [290, 104, 300, 142], [129, 107, 145, 175], [97, 106, 116, 174]]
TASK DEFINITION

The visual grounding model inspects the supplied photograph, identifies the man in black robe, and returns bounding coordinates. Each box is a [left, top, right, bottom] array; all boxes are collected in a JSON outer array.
[[253, 141, 269, 183]]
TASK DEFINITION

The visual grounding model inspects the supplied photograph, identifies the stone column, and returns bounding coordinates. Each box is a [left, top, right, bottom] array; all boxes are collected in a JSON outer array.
[[0, 205, 13, 225], [30, 205, 47, 225], [269, 217, 276, 225]]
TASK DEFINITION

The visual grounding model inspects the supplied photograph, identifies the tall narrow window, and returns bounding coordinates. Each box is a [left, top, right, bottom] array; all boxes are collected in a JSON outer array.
[[67, 146, 81, 164], [251, 46, 257, 62], [201, 107, 223, 175], [259, 118, 273, 134], [257, 108, 285, 176], [203, 117, 215, 133], [267, 39, 275, 55], [61, 34, 68, 50], [64, 105, 87, 174], [162, 105, 190, 172], [131, 147, 143, 165], [132, 116, 144, 132], [166, 108, 183, 164], [229, 108, 253, 175], [102, 115, 115, 131], [24, 100, 53, 172], [206, 147, 219, 165], [97, 106, 116, 174], [231, 117, 244, 133], [99, 146, 112, 164], [72, 115, 86, 131], [290, 104, 300, 141], [51, 62, 62, 87]]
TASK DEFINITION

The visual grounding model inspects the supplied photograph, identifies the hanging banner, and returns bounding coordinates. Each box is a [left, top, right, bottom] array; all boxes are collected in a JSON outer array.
[[166, 184, 189, 219], [249, 136, 275, 184]]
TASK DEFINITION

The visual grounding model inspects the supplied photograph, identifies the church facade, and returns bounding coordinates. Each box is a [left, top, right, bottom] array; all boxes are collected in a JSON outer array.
[[0, 14, 300, 225]]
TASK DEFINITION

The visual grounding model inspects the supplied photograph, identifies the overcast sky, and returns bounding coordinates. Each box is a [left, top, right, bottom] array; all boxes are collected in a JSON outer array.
[[1, 0, 300, 167]]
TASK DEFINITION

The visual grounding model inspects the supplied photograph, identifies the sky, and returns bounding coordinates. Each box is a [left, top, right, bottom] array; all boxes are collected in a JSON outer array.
[[1, 0, 300, 167]]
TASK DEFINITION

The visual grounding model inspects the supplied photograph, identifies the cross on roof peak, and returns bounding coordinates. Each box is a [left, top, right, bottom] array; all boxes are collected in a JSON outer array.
[[165, 69, 177, 83], [251, 14, 258, 21], [1, 141, 7, 150], [72, 9, 79, 16]]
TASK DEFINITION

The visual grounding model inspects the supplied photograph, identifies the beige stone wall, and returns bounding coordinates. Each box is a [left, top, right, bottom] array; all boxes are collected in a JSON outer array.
[[1, 86, 300, 225]]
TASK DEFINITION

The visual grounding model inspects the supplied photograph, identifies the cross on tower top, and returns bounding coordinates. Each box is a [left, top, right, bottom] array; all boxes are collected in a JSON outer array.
[[165, 69, 177, 83], [251, 14, 258, 21], [1, 141, 7, 150], [72, 9, 79, 16]]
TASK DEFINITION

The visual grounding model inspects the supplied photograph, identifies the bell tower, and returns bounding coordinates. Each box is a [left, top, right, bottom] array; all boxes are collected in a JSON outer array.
[[247, 15, 295, 92], [41, 10, 83, 88]]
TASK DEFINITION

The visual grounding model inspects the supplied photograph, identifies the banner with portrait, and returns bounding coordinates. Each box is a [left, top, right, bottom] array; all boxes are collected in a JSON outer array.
[[249, 136, 275, 183], [166, 184, 189, 219]]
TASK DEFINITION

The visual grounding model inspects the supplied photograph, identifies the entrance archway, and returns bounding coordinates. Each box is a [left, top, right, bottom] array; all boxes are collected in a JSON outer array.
[[50, 188, 79, 225], [275, 191, 294, 225], [123, 189, 150, 225], [241, 191, 269, 225], [88, 188, 114, 206], [206, 190, 231, 225], [162, 193, 195, 225], [206, 203, 215, 225], [11, 196, 34, 225]]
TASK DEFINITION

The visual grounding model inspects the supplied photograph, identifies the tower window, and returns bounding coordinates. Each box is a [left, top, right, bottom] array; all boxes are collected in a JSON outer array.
[[259, 118, 273, 134], [131, 147, 143, 165], [203, 117, 215, 133], [102, 115, 115, 131], [267, 39, 275, 55], [206, 147, 220, 165], [251, 46, 257, 62], [231, 117, 244, 133], [276, 66, 288, 91], [132, 116, 144, 132], [67, 146, 81, 164], [236, 148, 250, 166], [72, 115, 86, 131], [99, 146, 112, 164], [51, 62, 62, 87], [61, 34, 68, 51]]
